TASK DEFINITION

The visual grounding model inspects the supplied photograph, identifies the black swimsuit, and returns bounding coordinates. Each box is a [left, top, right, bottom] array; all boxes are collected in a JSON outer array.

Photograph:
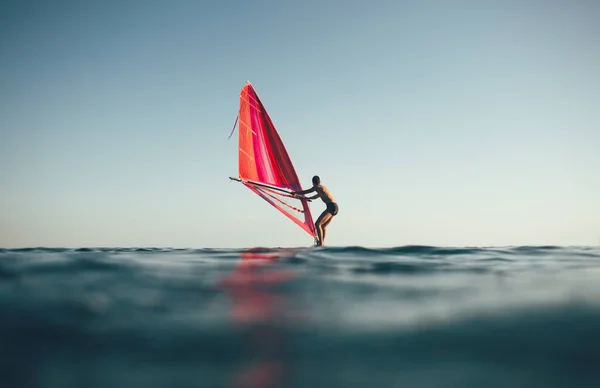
[[326, 202, 339, 216]]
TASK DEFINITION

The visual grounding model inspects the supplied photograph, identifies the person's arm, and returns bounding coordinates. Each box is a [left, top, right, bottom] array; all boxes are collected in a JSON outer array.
[[306, 193, 319, 200], [291, 187, 315, 196]]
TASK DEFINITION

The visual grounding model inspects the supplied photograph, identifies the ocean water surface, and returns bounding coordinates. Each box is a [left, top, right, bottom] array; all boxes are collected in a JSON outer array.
[[1, 246, 600, 388]]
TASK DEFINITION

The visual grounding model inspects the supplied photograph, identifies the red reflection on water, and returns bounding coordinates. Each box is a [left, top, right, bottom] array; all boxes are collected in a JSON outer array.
[[219, 248, 299, 388]]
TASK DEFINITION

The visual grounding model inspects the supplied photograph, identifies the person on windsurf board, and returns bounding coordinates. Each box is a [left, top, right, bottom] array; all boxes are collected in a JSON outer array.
[[292, 175, 338, 246]]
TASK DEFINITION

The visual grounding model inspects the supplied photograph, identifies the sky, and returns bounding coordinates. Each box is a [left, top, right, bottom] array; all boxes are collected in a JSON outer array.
[[1, 0, 599, 248]]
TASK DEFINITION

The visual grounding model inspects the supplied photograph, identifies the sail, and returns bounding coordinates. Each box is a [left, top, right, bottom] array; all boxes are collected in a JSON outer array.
[[232, 83, 316, 237]]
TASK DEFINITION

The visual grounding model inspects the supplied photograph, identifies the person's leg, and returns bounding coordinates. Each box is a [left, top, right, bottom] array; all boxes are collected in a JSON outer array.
[[315, 211, 332, 246], [321, 203, 338, 244], [322, 216, 334, 242]]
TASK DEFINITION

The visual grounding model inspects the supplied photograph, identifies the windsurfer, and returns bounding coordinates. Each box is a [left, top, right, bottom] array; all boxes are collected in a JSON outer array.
[[291, 176, 338, 247]]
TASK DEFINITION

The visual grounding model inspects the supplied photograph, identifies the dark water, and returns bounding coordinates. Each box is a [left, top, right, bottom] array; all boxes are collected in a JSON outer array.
[[1, 246, 600, 388]]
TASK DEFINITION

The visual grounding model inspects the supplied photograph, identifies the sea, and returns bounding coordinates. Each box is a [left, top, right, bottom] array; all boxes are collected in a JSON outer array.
[[1, 246, 600, 388]]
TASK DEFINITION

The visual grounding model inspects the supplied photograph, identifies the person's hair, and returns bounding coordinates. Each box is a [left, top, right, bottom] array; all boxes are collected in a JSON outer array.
[[312, 175, 320, 185]]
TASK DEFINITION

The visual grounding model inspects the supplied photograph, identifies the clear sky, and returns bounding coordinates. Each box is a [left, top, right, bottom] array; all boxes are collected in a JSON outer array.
[[1, 0, 599, 248]]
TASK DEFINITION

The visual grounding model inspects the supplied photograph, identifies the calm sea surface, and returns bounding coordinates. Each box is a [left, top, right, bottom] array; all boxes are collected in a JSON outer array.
[[1, 246, 600, 388]]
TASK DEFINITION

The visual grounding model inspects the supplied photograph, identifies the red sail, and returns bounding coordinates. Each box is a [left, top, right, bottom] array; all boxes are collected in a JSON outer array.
[[235, 83, 316, 237]]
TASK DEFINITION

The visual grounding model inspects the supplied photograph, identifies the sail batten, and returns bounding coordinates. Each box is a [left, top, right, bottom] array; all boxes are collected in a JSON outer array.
[[233, 83, 316, 237]]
